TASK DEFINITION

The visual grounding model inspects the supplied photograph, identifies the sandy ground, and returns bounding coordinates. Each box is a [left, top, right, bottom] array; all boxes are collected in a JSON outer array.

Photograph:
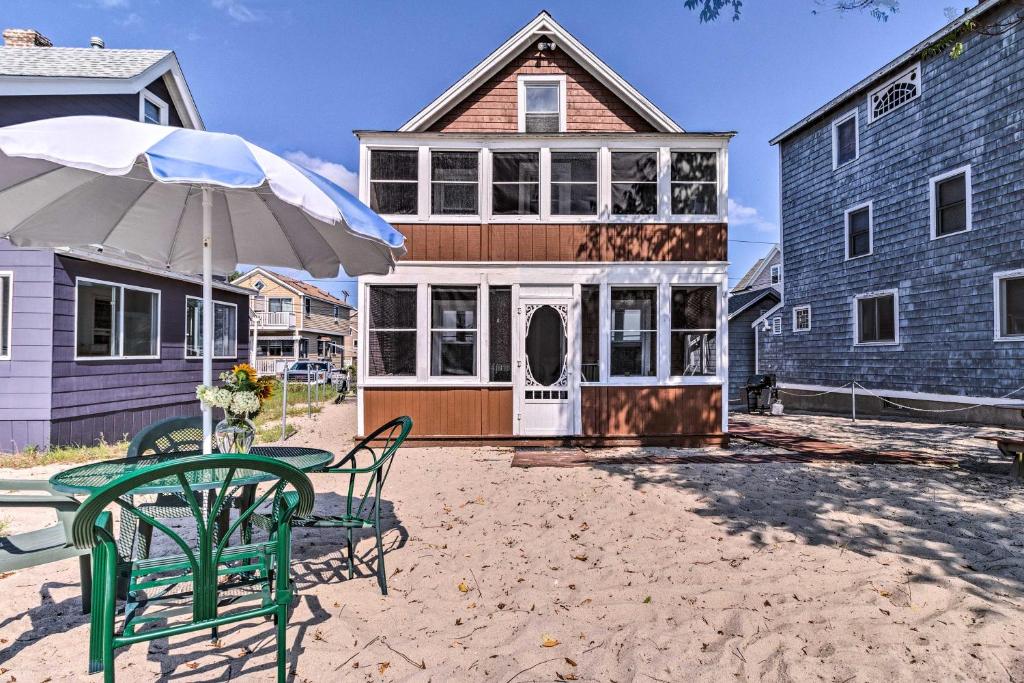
[[1, 402, 1024, 682]]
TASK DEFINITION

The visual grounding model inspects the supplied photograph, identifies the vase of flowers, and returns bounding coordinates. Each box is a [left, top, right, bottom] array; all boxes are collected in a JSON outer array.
[[196, 364, 273, 454]]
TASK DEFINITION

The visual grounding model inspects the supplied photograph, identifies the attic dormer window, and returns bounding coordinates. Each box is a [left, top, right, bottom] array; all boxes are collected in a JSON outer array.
[[518, 75, 565, 133], [139, 89, 169, 126]]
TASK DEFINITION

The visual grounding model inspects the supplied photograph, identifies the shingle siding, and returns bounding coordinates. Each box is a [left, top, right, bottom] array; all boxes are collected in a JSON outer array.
[[763, 3, 1024, 401]]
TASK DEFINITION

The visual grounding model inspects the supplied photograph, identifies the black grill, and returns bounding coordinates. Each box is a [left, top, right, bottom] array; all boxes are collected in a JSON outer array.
[[745, 374, 777, 414]]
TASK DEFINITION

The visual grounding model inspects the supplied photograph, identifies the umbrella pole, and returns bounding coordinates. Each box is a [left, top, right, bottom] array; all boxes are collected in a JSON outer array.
[[202, 186, 214, 453]]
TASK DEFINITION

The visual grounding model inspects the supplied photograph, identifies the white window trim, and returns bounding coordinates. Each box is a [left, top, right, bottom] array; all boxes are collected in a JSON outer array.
[[429, 148, 482, 221], [792, 305, 811, 332], [0, 270, 11, 360], [360, 138, 729, 226], [73, 276, 162, 361], [548, 148, 600, 220], [844, 200, 874, 260], [770, 264, 782, 285], [367, 147, 419, 217], [366, 285, 418, 381], [517, 74, 567, 133], [428, 284, 481, 381], [184, 295, 238, 360], [867, 63, 921, 123], [139, 88, 169, 126], [667, 285, 719, 379], [831, 109, 859, 170], [929, 165, 972, 240], [489, 149, 541, 221], [669, 148, 723, 220], [852, 288, 900, 347], [993, 268, 1024, 342], [771, 316, 782, 335]]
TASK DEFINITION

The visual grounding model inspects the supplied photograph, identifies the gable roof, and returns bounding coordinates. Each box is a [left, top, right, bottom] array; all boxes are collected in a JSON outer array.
[[399, 11, 682, 134], [728, 287, 780, 320], [233, 267, 353, 308], [0, 46, 202, 129], [731, 244, 780, 293], [770, 0, 1004, 145]]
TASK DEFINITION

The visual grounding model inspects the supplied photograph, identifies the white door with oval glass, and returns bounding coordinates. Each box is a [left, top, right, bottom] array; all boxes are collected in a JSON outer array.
[[516, 290, 576, 436]]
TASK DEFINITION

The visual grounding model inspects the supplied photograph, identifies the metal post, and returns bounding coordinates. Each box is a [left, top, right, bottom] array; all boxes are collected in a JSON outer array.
[[280, 368, 288, 441], [307, 368, 312, 417], [851, 382, 857, 422], [201, 187, 214, 453]]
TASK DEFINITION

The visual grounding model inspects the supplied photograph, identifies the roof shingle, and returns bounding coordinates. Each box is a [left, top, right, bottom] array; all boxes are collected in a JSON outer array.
[[0, 46, 170, 79]]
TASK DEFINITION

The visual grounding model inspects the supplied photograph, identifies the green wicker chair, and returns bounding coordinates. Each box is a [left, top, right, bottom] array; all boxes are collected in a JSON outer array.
[[289, 416, 412, 595], [121, 417, 207, 563], [72, 453, 314, 683], [0, 479, 103, 614]]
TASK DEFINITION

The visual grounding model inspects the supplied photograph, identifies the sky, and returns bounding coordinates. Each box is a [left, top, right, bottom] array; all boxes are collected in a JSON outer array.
[[4, 0, 959, 301]]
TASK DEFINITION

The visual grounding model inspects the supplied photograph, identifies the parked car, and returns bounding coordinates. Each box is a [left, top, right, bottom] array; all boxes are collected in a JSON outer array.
[[284, 360, 331, 385]]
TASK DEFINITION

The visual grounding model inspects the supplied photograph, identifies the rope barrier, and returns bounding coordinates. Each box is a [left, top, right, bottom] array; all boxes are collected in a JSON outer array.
[[776, 383, 852, 398], [851, 381, 1024, 414]]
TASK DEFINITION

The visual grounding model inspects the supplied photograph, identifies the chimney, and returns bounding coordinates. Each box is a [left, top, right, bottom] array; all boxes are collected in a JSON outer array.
[[90, 36, 105, 49], [2, 28, 53, 47]]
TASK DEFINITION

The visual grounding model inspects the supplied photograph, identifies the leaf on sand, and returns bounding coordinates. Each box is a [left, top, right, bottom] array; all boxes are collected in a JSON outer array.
[[643, 596, 652, 604], [378, 661, 390, 674], [458, 581, 470, 593], [565, 657, 578, 667], [541, 634, 560, 648], [573, 554, 588, 562]]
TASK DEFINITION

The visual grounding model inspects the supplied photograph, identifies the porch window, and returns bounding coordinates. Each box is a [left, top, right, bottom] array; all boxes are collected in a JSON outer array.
[[670, 152, 718, 215], [75, 279, 159, 359], [267, 297, 292, 312], [551, 152, 598, 215], [368, 286, 417, 376], [611, 151, 658, 215], [580, 285, 600, 382], [610, 288, 656, 377], [431, 151, 479, 215], [670, 286, 717, 376], [488, 286, 512, 382], [856, 292, 897, 345], [369, 149, 418, 215], [431, 287, 477, 376], [0, 273, 9, 359], [185, 297, 237, 359], [258, 339, 294, 357], [997, 274, 1024, 339], [492, 152, 539, 215]]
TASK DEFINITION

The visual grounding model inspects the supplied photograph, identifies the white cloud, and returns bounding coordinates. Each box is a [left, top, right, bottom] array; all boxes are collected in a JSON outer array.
[[283, 151, 359, 195], [211, 0, 262, 22], [95, 0, 129, 7], [728, 198, 776, 234], [118, 12, 143, 28]]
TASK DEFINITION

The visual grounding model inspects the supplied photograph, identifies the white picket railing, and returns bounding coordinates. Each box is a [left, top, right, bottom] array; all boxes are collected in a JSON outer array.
[[254, 358, 289, 376], [256, 311, 296, 328]]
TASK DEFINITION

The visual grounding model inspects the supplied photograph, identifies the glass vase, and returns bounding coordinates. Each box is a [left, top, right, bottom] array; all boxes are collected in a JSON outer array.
[[214, 414, 256, 454]]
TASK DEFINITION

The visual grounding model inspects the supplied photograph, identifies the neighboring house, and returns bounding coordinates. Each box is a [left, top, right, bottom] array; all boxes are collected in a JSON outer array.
[[232, 267, 354, 375], [761, 0, 1024, 424], [727, 245, 781, 403], [0, 28, 249, 451], [356, 12, 732, 443]]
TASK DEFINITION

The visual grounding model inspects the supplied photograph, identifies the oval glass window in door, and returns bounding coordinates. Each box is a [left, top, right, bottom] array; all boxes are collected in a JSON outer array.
[[525, 304, 567, 387]]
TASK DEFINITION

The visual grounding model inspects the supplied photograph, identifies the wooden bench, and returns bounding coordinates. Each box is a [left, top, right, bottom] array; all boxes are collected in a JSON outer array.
[[979, 436, 1024, 480]]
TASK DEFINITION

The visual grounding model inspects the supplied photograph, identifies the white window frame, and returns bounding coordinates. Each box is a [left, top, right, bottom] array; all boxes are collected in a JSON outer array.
[[0, 270, 11, 360], [366, 284, 418, 381], [770, 264, 782, 285], [429, 148, 482, 220], [668, 285, 718, 378], [929, 165, 972, 240], [609, 149, 661, 219], [184, 295, 238, 360], [669, 149, 721, 218], [771, 316, 782, 335], [490, 149, 541, 219], [139, 89, 169, 126], [993, 269, 1024, 342], [428, 284, 480, 380], [844, 200, 874, 260], [792, 305, 811, 332], [367, 147, 419, 217], [867, 63, 921, 123], [517, 74, 567, 133], [852, 288, 900, 347], [831, 109, 859, 170], [73, 276, 161, 361], [549, 149, 600, 220]]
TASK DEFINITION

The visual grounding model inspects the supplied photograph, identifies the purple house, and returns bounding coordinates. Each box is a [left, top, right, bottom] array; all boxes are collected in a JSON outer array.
[[0, 28, 250, 452]]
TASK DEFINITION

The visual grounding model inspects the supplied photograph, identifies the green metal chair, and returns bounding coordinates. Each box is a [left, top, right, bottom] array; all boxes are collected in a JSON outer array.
[[72, 453, 314, 683], [289, 416, 412, 595], [0, 479, 99, 614]]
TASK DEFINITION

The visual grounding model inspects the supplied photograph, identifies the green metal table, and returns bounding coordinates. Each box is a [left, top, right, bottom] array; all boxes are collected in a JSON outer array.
[[49, 446, 333, 496]]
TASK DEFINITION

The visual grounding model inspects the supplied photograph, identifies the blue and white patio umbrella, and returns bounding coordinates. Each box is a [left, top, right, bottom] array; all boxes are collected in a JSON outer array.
[[0, 115, 405, 449]]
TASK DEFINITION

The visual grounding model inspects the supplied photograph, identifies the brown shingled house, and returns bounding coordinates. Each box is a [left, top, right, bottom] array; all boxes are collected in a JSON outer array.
[[356, 12, 732, 444]]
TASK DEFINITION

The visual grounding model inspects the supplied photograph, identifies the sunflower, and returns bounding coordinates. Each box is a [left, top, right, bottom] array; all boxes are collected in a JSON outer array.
[[232, 363, 259, 384]]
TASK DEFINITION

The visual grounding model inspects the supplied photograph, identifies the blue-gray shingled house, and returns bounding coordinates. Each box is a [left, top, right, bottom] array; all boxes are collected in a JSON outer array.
[[757, 0, 1024, 424], [0, 28, 250, 451], [727, 245, 781, 404]]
